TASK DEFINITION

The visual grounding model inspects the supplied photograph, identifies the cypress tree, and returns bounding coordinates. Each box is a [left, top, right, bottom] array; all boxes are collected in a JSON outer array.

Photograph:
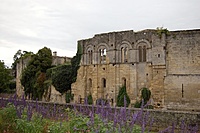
[[116, 86, 130, 107]]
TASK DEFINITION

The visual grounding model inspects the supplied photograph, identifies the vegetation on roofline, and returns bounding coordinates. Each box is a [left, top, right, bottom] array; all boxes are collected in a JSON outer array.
[[156, 27, 170, 38], [51, 43, 82, 94]]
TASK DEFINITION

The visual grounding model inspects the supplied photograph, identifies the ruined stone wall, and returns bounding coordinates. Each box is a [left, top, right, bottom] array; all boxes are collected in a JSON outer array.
[[164, 75, 200, 111], [166, 30, 200, 74], [72, 29, 167, 107], [164, 30, 200, 110], [16, 57, 31, 97], [72, 29, 200, 110]]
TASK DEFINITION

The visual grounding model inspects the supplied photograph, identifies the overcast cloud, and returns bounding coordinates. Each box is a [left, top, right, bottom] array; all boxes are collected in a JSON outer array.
[[0, 0, 200, 67]]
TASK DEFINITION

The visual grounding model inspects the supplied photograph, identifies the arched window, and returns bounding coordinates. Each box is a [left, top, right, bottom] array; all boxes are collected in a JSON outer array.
[[121, 47, 124, 62], [99, 48, 106, 64], [102, 78, 106, 88], [121, 47, 128, 63], [88, 50, 93, 64], [143, 46, 146, 62], [88, 78, 92, 92], [139, 46, 142, 62], [138, 45, 147, 62], [122, 77, 126, 87], [124, 47, 128, 62]]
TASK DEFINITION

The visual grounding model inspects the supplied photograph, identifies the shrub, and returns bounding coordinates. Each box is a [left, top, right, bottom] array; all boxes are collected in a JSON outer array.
[[87, 94, 93, 105], [116, 86, 130, 107], [134, 100, 142, 108], [65, 91, 73, 103], [134, 87, 152, 108], [0, 103, 17, 132], [141, 87, 151, 105]]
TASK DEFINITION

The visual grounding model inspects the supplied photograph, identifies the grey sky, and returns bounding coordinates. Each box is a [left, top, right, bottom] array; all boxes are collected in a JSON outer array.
[[0, 0, 200, 67]]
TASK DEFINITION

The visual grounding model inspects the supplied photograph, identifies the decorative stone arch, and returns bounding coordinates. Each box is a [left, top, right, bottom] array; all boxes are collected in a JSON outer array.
[[121, 40, 133, 49], [85, 45, 94, 64], [134, 39, 151, 49], [134, 39, 151, 62], [85, 44, 94, 53], [97, 43, 109, 64], [118, 40, 132, 63], [100, 78, 106, 98]]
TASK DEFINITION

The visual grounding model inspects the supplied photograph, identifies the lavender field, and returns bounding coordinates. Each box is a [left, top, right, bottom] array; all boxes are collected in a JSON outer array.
[[0, 95, 199, 133]]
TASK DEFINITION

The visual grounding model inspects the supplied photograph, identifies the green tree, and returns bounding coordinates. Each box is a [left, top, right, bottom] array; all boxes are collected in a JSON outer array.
[[87, 93, 93, 105], [21, 47, 52, 100], [51, 43, 82, 95], [51, 64, 72, 93], [70, 43, 82, 82], [134, 87, 152, 108], [116, 86, 130, 107], [141, 87, 151, 105], [65, 90, 73, 103], [0, 60, 13, 92]]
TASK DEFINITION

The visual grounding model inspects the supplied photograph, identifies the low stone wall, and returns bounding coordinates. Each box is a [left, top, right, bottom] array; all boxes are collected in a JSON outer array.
[[0, 93, 15, 98], [1, 98, 199, 130]]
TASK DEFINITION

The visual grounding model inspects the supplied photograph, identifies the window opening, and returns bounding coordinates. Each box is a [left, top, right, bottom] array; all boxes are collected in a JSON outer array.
[[99, 48, 106, 64], [102, 78, 106, 88], [138, 45, 147, 62], [122, 78, 126, 87], [88, 50, 93, 64], [124, 47, 128, 62], [182, 84, 184, 98], [121, 47, 124, 62], [143, 46, 146, 61], [139, 46, 142, 62]]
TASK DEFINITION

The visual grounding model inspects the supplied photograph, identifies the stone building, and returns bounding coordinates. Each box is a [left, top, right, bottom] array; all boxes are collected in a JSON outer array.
[[16, 51, 71, 103], [72, 29, 200, 110]]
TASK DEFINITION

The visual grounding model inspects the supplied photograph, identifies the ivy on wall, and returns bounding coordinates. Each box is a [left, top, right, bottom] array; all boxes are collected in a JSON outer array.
[[51, 64, 72, 93], [51, 43, 82, 94]]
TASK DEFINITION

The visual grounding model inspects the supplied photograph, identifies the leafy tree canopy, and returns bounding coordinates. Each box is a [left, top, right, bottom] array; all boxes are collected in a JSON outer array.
[[21, 47, 52, 100], [51, 43, 82, 94], [0, 60, 13, 93], [51, 64, 72, 93]]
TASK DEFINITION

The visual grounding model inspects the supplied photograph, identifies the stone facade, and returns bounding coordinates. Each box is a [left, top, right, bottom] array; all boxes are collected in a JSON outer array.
[[72, 29, 200, 110], [16, 52, 71, 103]]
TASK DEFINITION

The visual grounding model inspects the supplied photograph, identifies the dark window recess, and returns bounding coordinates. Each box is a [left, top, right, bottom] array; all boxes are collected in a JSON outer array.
[[103, 68, 105, 70], [182, 84, 184, 98], [102, 78, 106, 88], [158, 54, 160, 58], [163, 46, 166, 50]]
